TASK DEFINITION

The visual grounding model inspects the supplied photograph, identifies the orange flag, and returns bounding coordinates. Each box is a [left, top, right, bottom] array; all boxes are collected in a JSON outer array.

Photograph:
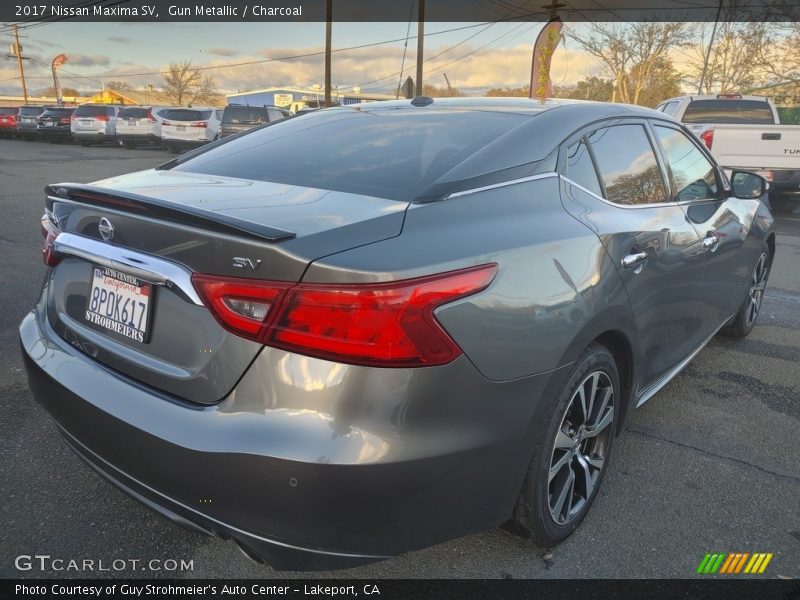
[[529, 18, 563, 102]]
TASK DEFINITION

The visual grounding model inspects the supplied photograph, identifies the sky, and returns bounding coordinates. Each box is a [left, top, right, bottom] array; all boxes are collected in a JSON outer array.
[[0, 21, 601, 97]]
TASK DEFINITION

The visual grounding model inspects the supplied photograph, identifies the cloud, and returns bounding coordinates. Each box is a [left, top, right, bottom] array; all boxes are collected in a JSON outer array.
[[68, 54, 112, 67], [107, 36, 132, 44], [205, 48, 240, 57]]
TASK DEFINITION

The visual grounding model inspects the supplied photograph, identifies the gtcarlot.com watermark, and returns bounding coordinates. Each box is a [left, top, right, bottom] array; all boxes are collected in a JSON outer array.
[[15, 554, 194, 573]]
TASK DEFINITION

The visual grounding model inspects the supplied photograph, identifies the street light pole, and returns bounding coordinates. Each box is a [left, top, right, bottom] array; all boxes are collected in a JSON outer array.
[[416, 0, 425, 96], [324, 0, 332, 106]]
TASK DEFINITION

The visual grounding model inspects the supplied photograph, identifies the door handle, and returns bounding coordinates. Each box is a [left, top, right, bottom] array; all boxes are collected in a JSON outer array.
[[703, 233, 719, 250], [621, 251, 648, 270]]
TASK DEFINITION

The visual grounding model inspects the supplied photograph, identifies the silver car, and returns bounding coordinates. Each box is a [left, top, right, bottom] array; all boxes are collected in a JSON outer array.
[[21, 98, 775, 570], [70, 104, 124, 146], [115, 106, 171, 148]]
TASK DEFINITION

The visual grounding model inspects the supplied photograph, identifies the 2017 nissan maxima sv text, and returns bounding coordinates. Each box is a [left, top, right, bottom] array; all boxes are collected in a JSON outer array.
[[20, 97, 775, 570]]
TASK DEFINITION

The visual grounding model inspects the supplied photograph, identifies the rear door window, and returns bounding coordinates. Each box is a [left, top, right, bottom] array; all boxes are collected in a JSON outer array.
[[682, 99, 774, 124], [587, 124, 668, 206], [267, 108, 287, 122]]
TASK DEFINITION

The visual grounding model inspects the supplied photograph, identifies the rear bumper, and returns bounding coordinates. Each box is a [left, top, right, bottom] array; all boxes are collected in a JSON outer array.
[[20, 293, 560, 569], [37, 127, 70, 138], [72, 131, 115, 142], [117, 133, 159, 143]]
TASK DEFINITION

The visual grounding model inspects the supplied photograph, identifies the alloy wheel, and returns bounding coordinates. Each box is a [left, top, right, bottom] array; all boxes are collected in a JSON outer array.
[[548, 371, 614, 525], [746, 252, 769, 327]]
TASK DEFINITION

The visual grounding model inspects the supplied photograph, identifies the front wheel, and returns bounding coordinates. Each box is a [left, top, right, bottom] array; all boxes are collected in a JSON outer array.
[[515, 342, 619, 546], [722, 244, 771, 338]]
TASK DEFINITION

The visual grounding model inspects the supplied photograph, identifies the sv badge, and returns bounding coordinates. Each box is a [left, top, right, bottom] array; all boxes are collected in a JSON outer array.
[[232, 257, 263, 270]]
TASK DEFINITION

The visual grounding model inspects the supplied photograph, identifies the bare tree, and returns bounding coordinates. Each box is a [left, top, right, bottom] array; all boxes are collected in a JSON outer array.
[[106, 80, 134, 91], [569, 22, 692, 105], [684, 21, 772, 94], [161, 61, 218, 106]]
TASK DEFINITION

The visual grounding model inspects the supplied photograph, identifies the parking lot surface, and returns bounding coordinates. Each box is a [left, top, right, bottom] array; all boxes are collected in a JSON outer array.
[[1, 140, 798, 579]]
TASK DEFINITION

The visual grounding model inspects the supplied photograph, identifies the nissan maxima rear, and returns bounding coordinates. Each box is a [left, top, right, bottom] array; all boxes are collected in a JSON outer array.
[[20, 98, 775, 569]]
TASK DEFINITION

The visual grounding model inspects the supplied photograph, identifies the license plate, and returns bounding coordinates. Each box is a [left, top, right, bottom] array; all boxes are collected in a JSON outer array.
[[176, 125, 185, 132], [128, 119, 136, 126], [85, 266, 152, 343]]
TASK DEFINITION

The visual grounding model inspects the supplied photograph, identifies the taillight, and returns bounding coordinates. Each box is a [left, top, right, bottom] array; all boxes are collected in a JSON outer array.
[[147, 108, 157, 123], [40, 212, 61, 267], [162, 120, 171, 126], [190, 121, 207, 128], [96, 113, 109, 122], [192, 264, 498, 367], [699, 129, 714, 150], [58, 118, 70, 125]]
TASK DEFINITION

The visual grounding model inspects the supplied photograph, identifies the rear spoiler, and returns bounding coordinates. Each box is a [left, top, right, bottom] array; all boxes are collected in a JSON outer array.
[[45, 183, 296, 243]]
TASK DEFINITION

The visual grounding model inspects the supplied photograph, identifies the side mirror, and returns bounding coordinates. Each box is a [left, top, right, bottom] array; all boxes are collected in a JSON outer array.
[[730, 170, 766, 200]]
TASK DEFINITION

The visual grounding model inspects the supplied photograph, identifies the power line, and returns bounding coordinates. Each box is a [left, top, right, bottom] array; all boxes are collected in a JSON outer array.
[[0, 21, 511, 84]]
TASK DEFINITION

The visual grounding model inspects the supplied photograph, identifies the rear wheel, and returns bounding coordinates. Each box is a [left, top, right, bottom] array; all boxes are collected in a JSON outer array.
[[722, 244, 771, 338], [515, 342, 619, 546], [123, 141, 136, 149]]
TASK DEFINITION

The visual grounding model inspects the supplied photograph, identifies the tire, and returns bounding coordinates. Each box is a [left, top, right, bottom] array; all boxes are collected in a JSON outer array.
[[721, 244, 771, 339], [123, 141, 136, 150], [80, 141, 91, 147], [514, 342, 620, 547]]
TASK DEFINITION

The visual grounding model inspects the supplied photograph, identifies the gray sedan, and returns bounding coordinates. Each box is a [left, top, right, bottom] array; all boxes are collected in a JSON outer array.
[[20, 97, 775, 570]]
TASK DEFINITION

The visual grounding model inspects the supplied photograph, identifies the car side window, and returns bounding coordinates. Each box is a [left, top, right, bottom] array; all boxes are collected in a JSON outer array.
[[653, 125, 719, 202], [587, 125, 668, 206], [564, 138, 603, 197]]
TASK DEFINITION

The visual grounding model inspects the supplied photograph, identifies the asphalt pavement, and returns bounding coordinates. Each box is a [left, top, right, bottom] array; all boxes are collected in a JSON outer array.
[[1, 140, 798, 579]]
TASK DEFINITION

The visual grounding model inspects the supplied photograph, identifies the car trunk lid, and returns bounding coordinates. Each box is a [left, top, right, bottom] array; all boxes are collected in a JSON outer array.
[[44, 170, 408, 404]]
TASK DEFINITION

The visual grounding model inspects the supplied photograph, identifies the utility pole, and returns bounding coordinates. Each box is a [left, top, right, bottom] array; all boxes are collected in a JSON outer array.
[[324, 0, 332, 106], [12, 25, 29, 104], [416, 0, 425, 96], [698, 0, 724, 94]]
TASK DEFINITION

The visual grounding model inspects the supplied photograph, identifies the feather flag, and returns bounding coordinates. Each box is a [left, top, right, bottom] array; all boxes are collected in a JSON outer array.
[[529, 18, 563, 103]]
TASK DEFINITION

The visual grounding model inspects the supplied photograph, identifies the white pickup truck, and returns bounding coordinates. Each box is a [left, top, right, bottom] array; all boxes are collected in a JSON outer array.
[[656, 94, 800, 204]]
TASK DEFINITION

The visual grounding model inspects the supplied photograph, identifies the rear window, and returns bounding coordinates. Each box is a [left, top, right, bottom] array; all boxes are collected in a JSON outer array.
[[18, 106, 44, 116], [118, 107, 150, 119], [0, 107, 16, 115], [41, 109, 73, 117], [222, 106, 269, 124], [682, 99, 774, 124], [163, 109, 212, 121], [74, 105, 112, 117], [170, 107, 528, 200]]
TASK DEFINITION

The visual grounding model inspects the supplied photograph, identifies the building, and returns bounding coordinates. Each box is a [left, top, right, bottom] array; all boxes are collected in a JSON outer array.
[[225, 86, 395, 109], [83, 89, 226, 107], [0, 94, 86, 107]]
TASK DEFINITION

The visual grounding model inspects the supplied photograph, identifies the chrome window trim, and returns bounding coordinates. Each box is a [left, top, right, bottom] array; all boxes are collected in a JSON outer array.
[[560, 174, 726, 210], [444, 172, 558, 199], [52, 232, 203, 305]]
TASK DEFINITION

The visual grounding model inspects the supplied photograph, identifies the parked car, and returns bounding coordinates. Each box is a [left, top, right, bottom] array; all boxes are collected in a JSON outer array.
[[0, 106, 18, 137], [219, 104, 290, 138], [22, 98, 775, 570], [16, 106, 46, 140], [657, 94, 800, 204], [160, 107, 222, 153], [70, 104, 124, 146], [116, 105, 171, 148], [36, 107, 76, 143]]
